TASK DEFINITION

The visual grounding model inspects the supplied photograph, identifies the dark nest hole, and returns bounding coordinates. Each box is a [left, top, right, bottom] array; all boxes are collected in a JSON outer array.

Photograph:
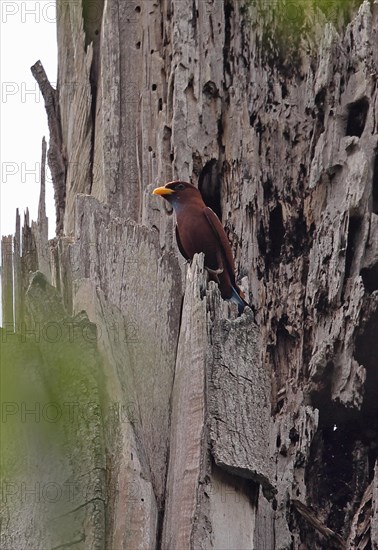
[[198, 159, 222, 219], [345, 97, 369, 138], [262, 203, 285, 274], [304, 308, 378, 546], [361, 262, 378, 294], [269, 203, 285, 260], [304, 402, 370, 546]]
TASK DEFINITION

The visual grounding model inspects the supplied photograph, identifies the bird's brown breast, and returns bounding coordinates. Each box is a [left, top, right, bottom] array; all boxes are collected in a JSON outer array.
[[175, 205, 235, 299], [176, 206, 218, 267]]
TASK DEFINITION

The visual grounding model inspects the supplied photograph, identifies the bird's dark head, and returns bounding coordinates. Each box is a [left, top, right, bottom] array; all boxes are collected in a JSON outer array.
[[152, 180, 202, 211]]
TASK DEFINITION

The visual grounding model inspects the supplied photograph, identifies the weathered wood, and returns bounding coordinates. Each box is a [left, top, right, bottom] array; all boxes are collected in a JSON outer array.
[[31, 61, 66, 235], [161, 255, 270, 548], [346, 480, 373, 549], [91, 0, 144, 220], [31, 137, 50, 281], [13, 209, 21, 328], [74, 280, 159, 549], [207, 293, 272, 494], [162, 254, 208, 549], [21, 209, 38, 298], [1, 235, 13, 327], [1, 272, 105, 549], [56, 0, 94, 235], [373, 463, 378, 549], [292, 499, 346, 549], [70, 195, 181, 504]]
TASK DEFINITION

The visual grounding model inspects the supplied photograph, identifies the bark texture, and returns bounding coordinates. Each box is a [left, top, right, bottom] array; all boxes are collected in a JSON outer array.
[[1, 0, 378, 548]]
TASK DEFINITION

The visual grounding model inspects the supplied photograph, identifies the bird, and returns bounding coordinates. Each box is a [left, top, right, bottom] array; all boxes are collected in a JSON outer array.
[[152, 180, 249, 314]]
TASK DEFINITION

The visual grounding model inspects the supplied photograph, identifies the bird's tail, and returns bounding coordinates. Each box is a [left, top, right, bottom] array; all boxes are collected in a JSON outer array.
[[229, 285, 250, 315]]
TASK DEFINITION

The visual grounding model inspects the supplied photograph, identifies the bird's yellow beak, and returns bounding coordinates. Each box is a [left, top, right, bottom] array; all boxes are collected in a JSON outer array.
[[152, 186, 175, 196]]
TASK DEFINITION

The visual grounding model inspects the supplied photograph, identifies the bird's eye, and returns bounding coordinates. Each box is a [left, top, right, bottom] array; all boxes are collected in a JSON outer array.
[[175, 183, 185, 191]]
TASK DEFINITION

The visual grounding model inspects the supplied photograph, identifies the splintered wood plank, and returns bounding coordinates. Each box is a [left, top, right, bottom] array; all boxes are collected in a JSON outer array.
[[162, 254, 208, 549], [1, 235, 14, 327], [207, 287, 273, 494]]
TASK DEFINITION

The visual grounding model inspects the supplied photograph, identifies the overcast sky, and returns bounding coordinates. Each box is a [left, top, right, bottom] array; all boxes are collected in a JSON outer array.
[[1, 1, 58, 239]]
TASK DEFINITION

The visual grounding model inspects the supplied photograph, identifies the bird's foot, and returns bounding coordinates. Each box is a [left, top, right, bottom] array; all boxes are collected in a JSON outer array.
[[205, 266, 223, 283]]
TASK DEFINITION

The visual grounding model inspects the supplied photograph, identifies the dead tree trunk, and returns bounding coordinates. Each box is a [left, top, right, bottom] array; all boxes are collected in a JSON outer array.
[[1, 1, 378, 548]]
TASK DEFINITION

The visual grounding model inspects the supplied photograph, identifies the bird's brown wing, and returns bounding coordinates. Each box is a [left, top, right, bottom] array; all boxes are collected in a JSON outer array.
[[203, 207, 237, 285], [175, 225, 190, 261]]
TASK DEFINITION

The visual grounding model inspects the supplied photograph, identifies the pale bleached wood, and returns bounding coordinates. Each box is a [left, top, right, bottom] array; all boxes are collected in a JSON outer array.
[[55, 0, 94, 235], [1, 272, 106, 549], [1, 235, 13, 327], [13, 209, 21, 328], [31, 137, 50, 282], [31, 61, 66, 235], [207, 289, 272, 494], [74, 279, 159, 550], [161, 254, 208, 549], [70, 193, 182, 509]]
